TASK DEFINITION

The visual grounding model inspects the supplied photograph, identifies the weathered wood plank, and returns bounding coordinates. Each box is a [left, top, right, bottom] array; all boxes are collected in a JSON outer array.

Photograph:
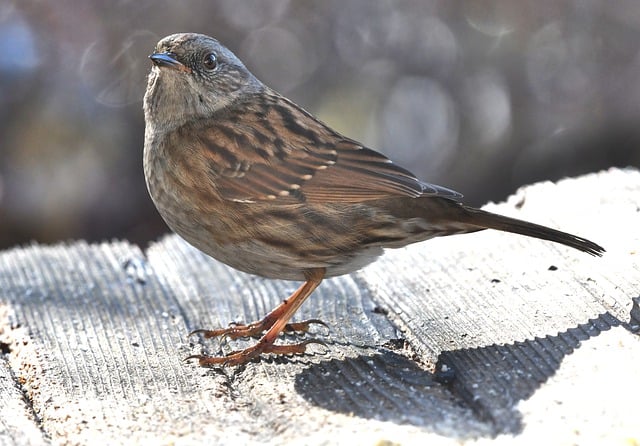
[[0, 243, 487, 444], [0, 353, 49, 446], [0, 168, 638, 445]]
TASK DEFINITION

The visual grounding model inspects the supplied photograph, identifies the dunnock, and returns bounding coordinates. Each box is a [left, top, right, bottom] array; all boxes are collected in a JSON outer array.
[[143, 33, 604, 367]]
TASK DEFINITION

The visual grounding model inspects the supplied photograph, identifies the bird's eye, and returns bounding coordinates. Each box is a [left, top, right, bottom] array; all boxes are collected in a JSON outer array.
[[203, 53, 218, 70]]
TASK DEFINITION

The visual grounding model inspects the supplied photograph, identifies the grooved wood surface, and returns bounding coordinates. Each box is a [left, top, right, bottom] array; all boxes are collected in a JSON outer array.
[[0, 168, 639, 445]]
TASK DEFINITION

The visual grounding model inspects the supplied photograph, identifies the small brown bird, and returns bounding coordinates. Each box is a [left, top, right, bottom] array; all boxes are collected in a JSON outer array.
[[143, 33, 604, 367]]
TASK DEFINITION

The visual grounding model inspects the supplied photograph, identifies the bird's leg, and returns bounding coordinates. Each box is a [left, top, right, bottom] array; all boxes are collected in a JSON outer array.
[[187, 268, 326, 366]]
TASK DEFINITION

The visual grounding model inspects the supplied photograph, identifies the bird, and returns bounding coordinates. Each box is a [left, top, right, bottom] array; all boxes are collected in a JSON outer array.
[[143, 33, 604, 367]]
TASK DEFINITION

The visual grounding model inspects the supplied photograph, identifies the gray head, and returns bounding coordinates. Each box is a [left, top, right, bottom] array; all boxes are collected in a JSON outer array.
[[144, 33, 263, 130]]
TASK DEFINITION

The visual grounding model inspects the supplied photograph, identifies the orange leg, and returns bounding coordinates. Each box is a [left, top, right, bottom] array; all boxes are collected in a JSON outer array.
[[186, 268, 326, 367]]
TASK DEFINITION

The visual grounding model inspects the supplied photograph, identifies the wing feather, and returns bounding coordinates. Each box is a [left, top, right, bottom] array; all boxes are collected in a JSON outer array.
[[183, 91, 462, 204]]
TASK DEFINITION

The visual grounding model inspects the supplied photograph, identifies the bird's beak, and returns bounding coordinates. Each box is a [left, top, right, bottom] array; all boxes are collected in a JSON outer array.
[[149, 52, 191, 73]]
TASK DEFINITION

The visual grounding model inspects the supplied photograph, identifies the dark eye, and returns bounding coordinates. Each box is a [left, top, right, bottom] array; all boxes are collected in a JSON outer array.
[[203, 53, 217, 70]]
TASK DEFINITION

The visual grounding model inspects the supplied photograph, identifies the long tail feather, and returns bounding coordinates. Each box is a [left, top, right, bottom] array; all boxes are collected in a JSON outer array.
[[459, 205, 605, 256]]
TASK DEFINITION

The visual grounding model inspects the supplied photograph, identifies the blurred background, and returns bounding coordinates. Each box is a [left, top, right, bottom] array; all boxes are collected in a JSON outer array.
[[1, 0, 639, 250]]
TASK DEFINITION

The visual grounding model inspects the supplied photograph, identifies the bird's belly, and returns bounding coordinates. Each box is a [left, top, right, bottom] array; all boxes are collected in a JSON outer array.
[[157, 197, 383, 280], [196, 237, 384, 281]]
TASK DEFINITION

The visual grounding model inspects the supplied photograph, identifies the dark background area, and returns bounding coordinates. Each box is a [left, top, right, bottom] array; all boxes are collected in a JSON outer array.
[[1, 0, 639, 250]]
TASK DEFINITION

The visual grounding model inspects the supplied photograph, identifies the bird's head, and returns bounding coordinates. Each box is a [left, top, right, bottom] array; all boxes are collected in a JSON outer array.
[[144, 33, 262, 129]]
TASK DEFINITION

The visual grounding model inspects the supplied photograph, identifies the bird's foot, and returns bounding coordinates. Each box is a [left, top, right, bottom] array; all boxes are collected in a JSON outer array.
[[185, 339, 327, 367], [189, 318, 327, 341], [187, 269, 327, 367]]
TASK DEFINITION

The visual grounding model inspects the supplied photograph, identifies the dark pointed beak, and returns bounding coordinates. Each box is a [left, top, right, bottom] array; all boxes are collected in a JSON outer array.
[[149, 52, 191, 73]]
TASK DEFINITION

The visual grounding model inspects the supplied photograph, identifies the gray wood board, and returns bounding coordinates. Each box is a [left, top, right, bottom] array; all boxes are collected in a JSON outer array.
[[0, 167, 638, 445], [0, 354, 49, 446]]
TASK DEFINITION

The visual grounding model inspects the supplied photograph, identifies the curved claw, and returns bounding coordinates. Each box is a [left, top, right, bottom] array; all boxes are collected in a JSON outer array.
[[307, 319, 331, 336], [302, 319, 330, 330], [283, 319, 331, 336], [187, 329, 209, 338]]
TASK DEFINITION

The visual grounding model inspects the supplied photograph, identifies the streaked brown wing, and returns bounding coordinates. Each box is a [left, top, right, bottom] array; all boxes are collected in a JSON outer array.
[[190, 91, 462, 204]]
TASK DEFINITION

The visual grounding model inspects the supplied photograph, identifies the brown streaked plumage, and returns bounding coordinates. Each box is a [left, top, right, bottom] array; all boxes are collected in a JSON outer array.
[[143, 33, 604, 367]]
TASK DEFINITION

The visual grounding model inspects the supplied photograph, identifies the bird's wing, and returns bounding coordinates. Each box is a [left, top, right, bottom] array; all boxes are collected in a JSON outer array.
[[187, 95, 462, 204]]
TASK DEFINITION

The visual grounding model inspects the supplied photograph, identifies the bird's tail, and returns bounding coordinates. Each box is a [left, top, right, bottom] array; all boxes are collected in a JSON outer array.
[[456, 204, 605, 256]]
